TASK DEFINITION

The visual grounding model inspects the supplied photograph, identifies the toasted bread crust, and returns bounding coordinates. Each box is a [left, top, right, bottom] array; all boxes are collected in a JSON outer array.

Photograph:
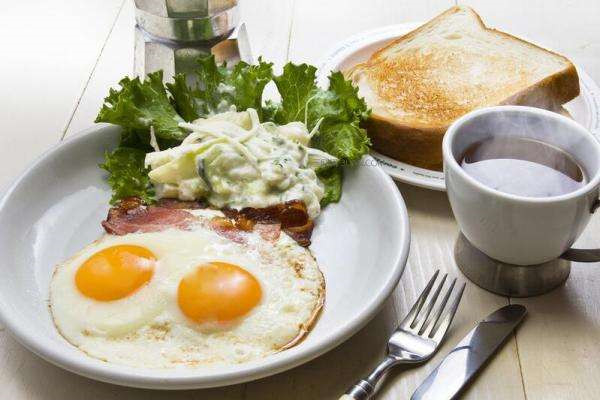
[[349, 6, 580, 170], [366, 115, 445, 171], [487, 26, 580, 106], [499, 62, 580, 107]]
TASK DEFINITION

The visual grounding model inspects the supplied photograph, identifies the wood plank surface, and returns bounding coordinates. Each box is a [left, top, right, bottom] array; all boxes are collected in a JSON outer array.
[[1, 1, 600, 399], [64, 0, 135, 137], [0, 0, 124, 189], [388, 184, 526, 400], [511, 216, 600, 400]]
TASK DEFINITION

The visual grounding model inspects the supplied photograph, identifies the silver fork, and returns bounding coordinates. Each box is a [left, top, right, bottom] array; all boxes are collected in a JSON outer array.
[[340, 270, 466, 400]]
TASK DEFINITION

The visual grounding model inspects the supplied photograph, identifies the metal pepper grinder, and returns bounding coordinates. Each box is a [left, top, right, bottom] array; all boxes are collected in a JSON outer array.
[[133, 0, 248, 80]]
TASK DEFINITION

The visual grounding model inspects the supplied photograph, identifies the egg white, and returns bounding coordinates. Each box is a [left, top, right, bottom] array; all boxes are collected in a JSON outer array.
[[50, 210, 324, 368]]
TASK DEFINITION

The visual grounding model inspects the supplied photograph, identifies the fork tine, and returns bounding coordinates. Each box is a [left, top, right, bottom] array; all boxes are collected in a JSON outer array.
[[422, 277, 456, 336], [415, 273, 447, 333], [401, 270, 439, 329], [430, 282, 466, 341]]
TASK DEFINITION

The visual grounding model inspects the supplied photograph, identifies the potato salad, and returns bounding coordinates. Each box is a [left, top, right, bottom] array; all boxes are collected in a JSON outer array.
[[145, 109, 337, 218]]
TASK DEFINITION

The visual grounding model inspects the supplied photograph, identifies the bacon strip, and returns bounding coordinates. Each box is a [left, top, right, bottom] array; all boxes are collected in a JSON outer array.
[[283, 219, 314, 247], [222, 200, 308, 228], [102, 198, 198, 235], [102, 197, 314, 246], [209, 217, 247, 244], [156, 198, 206, 210], [222, 200, 314, 246]]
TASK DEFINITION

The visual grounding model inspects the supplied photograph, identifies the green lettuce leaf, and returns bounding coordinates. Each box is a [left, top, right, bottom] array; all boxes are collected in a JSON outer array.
[[311, 122, 370, 163], [167, 55, 273, 121], [271, 63, 370, 164], [272, 63, 319, 126], [100, 147, 154, 205], [262, 99, 280, 122], [195, 53, 228, 109], [224, 58, 273, 119], [317, 165, 343, 206], [327, 71, 370, 122], [166, 74, 203, 122], [166, 55, 226, 120], [118, 128, 152, 151], [95, 71, 186, 141]]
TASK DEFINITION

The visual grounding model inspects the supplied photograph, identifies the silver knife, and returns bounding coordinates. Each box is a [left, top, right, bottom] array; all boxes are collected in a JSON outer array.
[[411, 304, 527, 400]]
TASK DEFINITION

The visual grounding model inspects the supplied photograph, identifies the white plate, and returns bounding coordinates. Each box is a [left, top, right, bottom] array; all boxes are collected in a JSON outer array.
[[0, 125, 410, 389], [317, 23, 600, 191]]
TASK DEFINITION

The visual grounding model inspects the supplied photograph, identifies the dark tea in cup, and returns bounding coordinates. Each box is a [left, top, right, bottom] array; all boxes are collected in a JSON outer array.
[[459, 137, 586, 198]]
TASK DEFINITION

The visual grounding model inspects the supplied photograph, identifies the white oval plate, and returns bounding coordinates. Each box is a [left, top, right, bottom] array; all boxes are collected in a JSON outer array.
[[0, 125, 410, 389], [317, 23, 600, 191]]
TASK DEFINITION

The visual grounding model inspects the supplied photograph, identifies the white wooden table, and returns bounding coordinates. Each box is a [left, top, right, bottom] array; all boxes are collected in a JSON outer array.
[[1, 1, 599, 399]]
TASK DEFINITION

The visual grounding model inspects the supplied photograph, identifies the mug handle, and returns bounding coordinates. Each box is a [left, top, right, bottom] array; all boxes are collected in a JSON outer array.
[[561, 198, 600, 262]]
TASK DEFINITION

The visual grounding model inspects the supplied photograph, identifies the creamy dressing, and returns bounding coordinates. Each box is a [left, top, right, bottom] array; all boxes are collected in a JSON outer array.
[[145, 109, 337, 218]]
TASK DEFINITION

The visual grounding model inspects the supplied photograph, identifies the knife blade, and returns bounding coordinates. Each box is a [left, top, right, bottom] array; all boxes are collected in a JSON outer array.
[[411, 304, 527, 400]]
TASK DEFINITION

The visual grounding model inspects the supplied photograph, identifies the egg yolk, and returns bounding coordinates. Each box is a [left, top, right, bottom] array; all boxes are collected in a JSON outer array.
[[178, 262, 262, 323], [75, 245, 155, 301]]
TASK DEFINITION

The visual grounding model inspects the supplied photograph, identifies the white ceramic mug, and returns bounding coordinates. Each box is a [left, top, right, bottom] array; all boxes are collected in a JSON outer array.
[[443, 106, 600, 265]]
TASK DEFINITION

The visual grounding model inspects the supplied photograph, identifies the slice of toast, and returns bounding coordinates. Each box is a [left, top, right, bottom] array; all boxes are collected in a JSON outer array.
[[346, 6, 580, 170]]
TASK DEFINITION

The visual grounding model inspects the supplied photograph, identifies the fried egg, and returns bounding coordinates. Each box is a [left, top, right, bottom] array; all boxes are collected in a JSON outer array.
[[50, 210, 324, 368]]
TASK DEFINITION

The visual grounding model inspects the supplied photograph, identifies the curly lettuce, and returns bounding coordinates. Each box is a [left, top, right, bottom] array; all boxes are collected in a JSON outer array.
[[95, 71, 186, 141], [96, 55, 370, 206], [100, 147, 154, 204], [167, 55, 273, 121], [316, 165, 343, 207], [271, 65, 370, 161]]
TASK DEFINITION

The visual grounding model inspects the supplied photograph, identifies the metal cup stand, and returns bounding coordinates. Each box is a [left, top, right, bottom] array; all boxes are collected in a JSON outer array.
[[133, 0, 240, 79], [454, 234, 572, 297], [455, 200, 600, 297]]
